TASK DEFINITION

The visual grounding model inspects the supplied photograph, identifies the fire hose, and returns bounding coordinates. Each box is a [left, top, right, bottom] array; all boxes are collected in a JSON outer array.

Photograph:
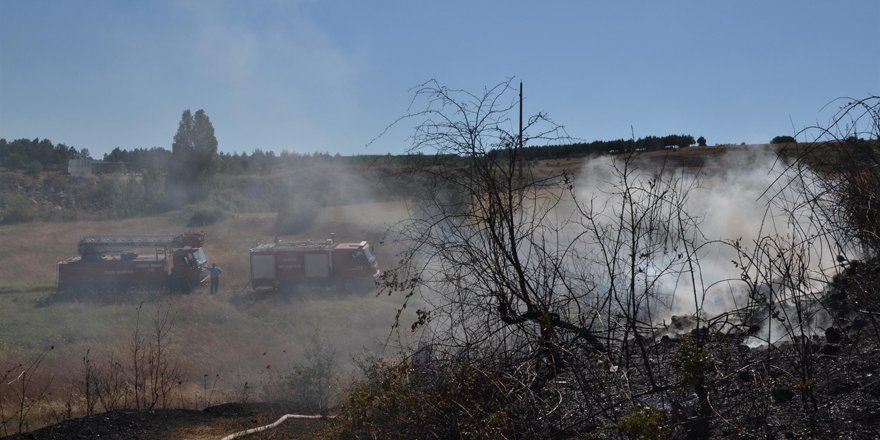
[[219, 414, 335, 440]]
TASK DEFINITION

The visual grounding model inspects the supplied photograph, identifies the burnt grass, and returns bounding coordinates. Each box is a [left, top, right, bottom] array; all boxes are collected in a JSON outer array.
[[560, 258, 880, 439], [657, 319, 880, 439], [1, 402, 329, 440], [537, 260, 880, 439], [5, 262, 880, 439], [492, 315, 880, 439]]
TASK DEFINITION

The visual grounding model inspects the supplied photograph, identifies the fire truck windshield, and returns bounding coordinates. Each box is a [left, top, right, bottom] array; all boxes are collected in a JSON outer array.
[[193, 248, 207, 266], [363, 247, 377, 265]]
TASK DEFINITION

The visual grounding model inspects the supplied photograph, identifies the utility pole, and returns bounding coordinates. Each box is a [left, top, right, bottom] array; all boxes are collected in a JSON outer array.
[[518, 82, 523, 182], [519, 82, 523, 150]]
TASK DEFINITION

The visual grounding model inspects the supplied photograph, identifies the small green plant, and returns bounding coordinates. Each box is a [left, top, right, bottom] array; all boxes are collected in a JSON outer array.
[[674, 335, 714, 389], [617, 404, 671, 440], [673, 334, 715, 438], [286, 330, 337, 411], [793, 378, 817, 391]]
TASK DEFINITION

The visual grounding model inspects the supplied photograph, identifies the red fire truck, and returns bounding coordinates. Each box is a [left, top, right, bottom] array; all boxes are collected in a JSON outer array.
[[249, 235, 381, 292], [57, 232, 209, 293]]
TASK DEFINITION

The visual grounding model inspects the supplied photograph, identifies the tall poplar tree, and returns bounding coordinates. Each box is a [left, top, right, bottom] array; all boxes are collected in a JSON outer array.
[[166, 109, 218, 206]]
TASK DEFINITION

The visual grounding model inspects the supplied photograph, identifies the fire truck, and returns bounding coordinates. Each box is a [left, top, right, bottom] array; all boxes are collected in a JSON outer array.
[[249, 234, 381, 292], [57, 232, 209, 293]]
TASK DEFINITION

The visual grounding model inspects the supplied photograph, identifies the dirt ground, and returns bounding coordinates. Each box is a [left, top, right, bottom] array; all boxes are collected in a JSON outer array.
[[1, 402, 328, 440]]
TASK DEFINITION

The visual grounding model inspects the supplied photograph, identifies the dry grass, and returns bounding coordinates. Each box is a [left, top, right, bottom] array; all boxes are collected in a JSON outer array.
[[0, 199, 418, 433]]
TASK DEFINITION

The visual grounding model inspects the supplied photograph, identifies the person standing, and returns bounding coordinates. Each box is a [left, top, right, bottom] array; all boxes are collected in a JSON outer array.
[[208, 263, 223, 294], [165, 257, 174, 293]]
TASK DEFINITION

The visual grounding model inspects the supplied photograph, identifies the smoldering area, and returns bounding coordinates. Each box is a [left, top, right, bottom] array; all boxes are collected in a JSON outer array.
[[407, 147, 852, 350]]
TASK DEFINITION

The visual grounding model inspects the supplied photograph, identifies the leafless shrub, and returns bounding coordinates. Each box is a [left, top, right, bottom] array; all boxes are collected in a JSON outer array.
[[777, 96, 880, 258], [70, 303, 182, 417], [128, 303, 181, 410], [0, 348, 54, 435], [93, 352, 127, 412], [714, 96, 880, 433], [202, 373, 221, 408], [355, 80, 725, 437], [76, 349, 98, 416]]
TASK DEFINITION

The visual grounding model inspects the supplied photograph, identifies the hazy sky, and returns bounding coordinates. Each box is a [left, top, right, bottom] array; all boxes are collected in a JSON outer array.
[[1, 1, 877, 157]]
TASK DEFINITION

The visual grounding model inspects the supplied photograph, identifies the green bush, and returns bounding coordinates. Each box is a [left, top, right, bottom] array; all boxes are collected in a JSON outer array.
[[675, 335, 714, 389], [186, 205, 227, 227], [617, 405, 671, 440], [285, 331, 338, 411], [26, 161, 43, 175], [274, 194, 318, 235], [329, 354, 520, 439], [1, 192, 39, 224]]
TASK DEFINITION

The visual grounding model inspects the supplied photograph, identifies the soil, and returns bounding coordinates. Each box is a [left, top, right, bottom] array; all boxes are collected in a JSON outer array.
[[1, 403, 328, 440]]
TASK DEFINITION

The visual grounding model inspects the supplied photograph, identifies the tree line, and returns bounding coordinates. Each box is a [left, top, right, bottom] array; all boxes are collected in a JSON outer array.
[[2, 132, 706, 176], [0, 138, 88, 171], [504, 133, 698, 160], [1, 133, 709, 177]]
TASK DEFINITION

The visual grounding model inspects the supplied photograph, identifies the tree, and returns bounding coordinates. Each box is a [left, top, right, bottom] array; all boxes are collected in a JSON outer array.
[[770, 135, 797, 144], [377, 80, 712, 436], [697, 135, 707, 147], [165, 109, 218, 206]]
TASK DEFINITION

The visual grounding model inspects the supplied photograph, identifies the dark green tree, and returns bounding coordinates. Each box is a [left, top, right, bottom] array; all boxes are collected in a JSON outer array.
[[697, 136, 707, 147], [165, 109, 218, 206], [0, 138, 81, 170], [770, 135, 797, 144]]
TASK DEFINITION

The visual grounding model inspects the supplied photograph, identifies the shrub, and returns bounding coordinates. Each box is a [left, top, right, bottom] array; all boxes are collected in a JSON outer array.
[[617, 405, 671, 440], [274, 194, 318, 235], [674, 335, 714, 389], [1, 192, 39, 224], [26, 161, 42, 175], [329, 353, 523, 439], [770, 135, 797, 144], [186, 206, 227, 227], [285, 331, 337, 411]]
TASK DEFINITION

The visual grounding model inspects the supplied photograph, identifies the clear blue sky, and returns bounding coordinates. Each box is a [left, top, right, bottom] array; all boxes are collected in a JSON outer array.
[[1, 1, 877, 157]]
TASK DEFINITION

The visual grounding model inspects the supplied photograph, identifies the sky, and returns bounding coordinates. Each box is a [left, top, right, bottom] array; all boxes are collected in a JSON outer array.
[[1, 1, 877, 157]]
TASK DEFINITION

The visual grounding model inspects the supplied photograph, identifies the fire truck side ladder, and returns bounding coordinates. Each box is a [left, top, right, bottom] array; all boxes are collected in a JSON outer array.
[[77, 233, 205, 256]]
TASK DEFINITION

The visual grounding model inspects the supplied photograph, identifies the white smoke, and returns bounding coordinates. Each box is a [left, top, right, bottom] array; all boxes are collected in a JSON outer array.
[[573, 148, 849, 340]]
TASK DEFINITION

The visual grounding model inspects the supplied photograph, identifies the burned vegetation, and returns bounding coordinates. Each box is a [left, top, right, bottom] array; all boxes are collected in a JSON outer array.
[[325, 90, 880, 439]]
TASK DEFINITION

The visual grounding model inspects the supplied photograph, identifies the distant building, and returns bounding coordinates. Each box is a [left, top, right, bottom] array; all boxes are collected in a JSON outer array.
[[67, 159, 115, 177], [68, 159, 94, 177]]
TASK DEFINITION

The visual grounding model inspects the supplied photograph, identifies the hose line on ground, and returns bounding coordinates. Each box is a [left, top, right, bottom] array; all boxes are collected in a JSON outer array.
[[220, 414, 335, 440]]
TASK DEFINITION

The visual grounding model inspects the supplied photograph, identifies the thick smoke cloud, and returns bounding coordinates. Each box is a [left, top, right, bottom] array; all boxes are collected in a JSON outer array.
[[574, 148, 847, 341]]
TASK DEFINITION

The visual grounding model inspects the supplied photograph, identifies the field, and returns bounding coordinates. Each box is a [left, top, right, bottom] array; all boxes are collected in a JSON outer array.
[[0, 194, 418, 435]]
